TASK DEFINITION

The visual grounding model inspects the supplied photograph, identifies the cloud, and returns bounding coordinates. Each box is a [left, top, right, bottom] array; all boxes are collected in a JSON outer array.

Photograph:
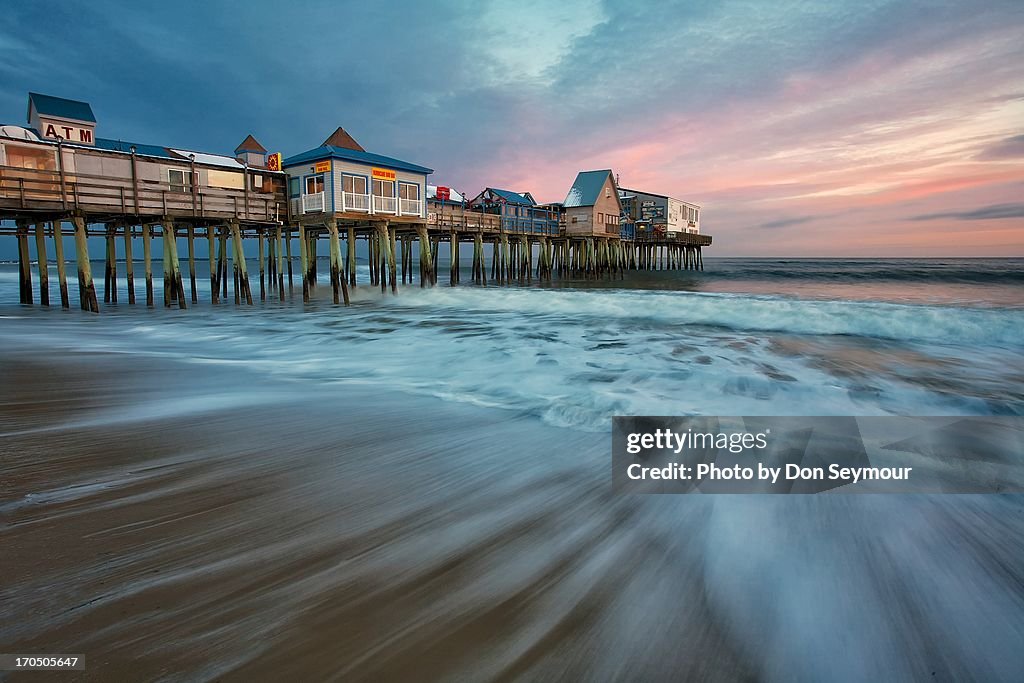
[[909, 203, 1024, 221], [759, 216, 816, 229], [978, 134, 1024, 159]]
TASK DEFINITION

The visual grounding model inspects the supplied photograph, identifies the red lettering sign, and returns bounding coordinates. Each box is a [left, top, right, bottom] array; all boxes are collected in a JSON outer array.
[[436, 186, 450, 201], [80, 129, 93, 143], [45, 124, 57, 138]]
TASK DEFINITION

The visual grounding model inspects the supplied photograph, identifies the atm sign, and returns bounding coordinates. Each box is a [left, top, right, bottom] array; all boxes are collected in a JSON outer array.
[[372, 168, 396, 181]]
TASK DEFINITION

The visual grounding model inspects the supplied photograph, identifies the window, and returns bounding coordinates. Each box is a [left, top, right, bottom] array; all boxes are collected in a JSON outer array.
[[399, 182, 420, 200], [168, 169, 194, 193], [289, 177, 300, 198], [4, 144, 57, 171], [571, 216, 578, 224], [343, 174, 367, 194], [373, 178, 395, 197], [251, 174, 263, 190], [606, 187, 611, 198], [305, 174, 325, 195], [598, 212, 604, 224]]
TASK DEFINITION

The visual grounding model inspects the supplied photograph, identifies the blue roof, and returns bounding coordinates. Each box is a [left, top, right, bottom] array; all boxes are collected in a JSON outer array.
[[564, 169, 615, 207], [488, 188, 534, 206], [29, 93, 96, 123], [95, 138, 174, 159], [283, 145, 433, 175]]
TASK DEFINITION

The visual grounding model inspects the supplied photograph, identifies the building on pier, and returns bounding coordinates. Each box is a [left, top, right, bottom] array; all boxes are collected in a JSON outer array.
[[618, 186, 700, 239], [562, 169, 623, 238], [467, 187, 559, 235], [1, 93, 287, 224], [282, 128, 432, 224]]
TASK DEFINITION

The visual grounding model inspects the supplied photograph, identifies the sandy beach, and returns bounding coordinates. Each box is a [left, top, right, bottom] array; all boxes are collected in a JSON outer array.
[[3, 335, 1023, 681]]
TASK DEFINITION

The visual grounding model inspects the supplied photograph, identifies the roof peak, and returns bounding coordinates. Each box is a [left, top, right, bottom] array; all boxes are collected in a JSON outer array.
[[322, 126, 364, 152], [235, 134, 267, 153]]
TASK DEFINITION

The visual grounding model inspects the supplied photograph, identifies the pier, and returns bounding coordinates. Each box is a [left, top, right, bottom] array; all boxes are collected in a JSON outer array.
[[1, 92, 712, 312]]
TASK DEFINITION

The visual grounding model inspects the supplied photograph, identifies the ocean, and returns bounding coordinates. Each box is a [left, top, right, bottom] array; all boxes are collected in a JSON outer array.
[[1, 256, 1023, 681]]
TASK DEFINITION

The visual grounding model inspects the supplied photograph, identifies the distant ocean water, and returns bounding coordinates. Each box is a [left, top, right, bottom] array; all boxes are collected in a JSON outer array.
[[1, 257, 1022, 425]]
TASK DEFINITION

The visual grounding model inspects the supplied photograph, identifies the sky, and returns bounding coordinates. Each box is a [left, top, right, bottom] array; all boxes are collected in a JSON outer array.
[[1, 0, 1022, 256]]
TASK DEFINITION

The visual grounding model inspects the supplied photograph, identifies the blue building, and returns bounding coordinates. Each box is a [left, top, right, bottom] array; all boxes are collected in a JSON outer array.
[[282, 127, 432, 223]]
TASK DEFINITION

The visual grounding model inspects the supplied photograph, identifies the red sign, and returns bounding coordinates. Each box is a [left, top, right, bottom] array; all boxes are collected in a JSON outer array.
[[436, 186, 451, 201]]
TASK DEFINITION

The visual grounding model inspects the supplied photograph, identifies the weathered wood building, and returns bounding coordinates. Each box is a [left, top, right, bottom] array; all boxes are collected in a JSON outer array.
[[562, 170, 624, 238], [467, 188, 559, 235]]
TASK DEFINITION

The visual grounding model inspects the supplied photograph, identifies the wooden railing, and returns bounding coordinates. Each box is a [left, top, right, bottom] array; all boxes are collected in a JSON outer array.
[[0, 164, 285, 222]]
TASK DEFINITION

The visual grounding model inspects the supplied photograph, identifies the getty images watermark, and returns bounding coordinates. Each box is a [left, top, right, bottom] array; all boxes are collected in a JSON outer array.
[[612, 416, 1024, 494]]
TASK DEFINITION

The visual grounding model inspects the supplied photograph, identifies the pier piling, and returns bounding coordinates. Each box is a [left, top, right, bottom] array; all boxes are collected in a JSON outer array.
[[52, 221, 70, 309], [187, 225, 198, 303], [34, 221, 49, 306], [124, 224, 135, 304], [17, 223, 32, 305], [72, 216, 99, 313], [143, 223, 154, 307]]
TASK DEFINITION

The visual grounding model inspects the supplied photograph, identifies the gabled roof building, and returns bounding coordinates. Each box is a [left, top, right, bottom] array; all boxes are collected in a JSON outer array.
[[562, 169, 623, 237]]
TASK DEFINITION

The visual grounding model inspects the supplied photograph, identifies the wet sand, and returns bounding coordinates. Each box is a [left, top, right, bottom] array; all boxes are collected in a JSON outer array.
[[3, 346, 1024, 681], [0, 352, 752, 682]]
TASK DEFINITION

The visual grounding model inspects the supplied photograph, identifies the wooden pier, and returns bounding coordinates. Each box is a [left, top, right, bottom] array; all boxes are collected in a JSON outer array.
[[3, 196, 711, 312], [2, 93, 711, 312]]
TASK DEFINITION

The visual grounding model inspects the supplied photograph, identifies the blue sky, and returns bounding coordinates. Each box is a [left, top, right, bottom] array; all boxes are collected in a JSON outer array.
[[2, 0, 1023, 255]]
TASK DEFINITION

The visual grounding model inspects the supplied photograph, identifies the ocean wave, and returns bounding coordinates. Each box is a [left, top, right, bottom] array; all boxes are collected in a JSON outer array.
[[385, 287, 1024, 348]]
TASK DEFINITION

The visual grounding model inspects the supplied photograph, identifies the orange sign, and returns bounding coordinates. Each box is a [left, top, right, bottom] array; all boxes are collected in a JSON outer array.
[[372, 167, 396, 181], [267, 152, 282, 171], [314, 160, 331, 173]]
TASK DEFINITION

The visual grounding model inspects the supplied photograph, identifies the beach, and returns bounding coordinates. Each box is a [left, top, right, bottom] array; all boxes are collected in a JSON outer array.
[[2, 257, 1024, 681]]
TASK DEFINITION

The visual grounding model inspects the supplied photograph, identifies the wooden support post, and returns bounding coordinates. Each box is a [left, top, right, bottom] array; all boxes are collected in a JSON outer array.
[[388, 226, 398, 294], [123, 224, 135, 304], [400, 235, 407, 284], [347, 227, 356, 289], [187, 225, 197, 303], [219, 227, 228, 300], [33, 221, 49, 306], [230, 221, 253, 305], [17, 224, 32, 305], [165, 221, 187, 309], [143, 223, 154, 306], [377, 224, 387, 293], [52, 221, 70, 308], [416, 225, 433, 287], [298, 223, 309, 302], [162, 225, 172, 307], [208, 226, 218, 304], [327, 219, 341, 304], [258, 228, 266, 301], [103, 225, 116, 304], [309, 234, 317, 285], [72, 216, 99, 312], [276, 226, 285, 301], [285, 226, 294, 288]]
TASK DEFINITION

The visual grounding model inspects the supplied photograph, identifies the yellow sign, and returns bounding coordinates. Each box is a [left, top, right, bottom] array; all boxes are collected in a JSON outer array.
[[372, 167, 396, 181], [314, 160, 331, 174], [267, 152, 282, 172]]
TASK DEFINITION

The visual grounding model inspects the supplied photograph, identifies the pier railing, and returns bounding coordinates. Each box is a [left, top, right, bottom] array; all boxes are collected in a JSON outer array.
[[635, 230, 712, 246], [0, 164, 285, 223], [343, 192, 370, 212]]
